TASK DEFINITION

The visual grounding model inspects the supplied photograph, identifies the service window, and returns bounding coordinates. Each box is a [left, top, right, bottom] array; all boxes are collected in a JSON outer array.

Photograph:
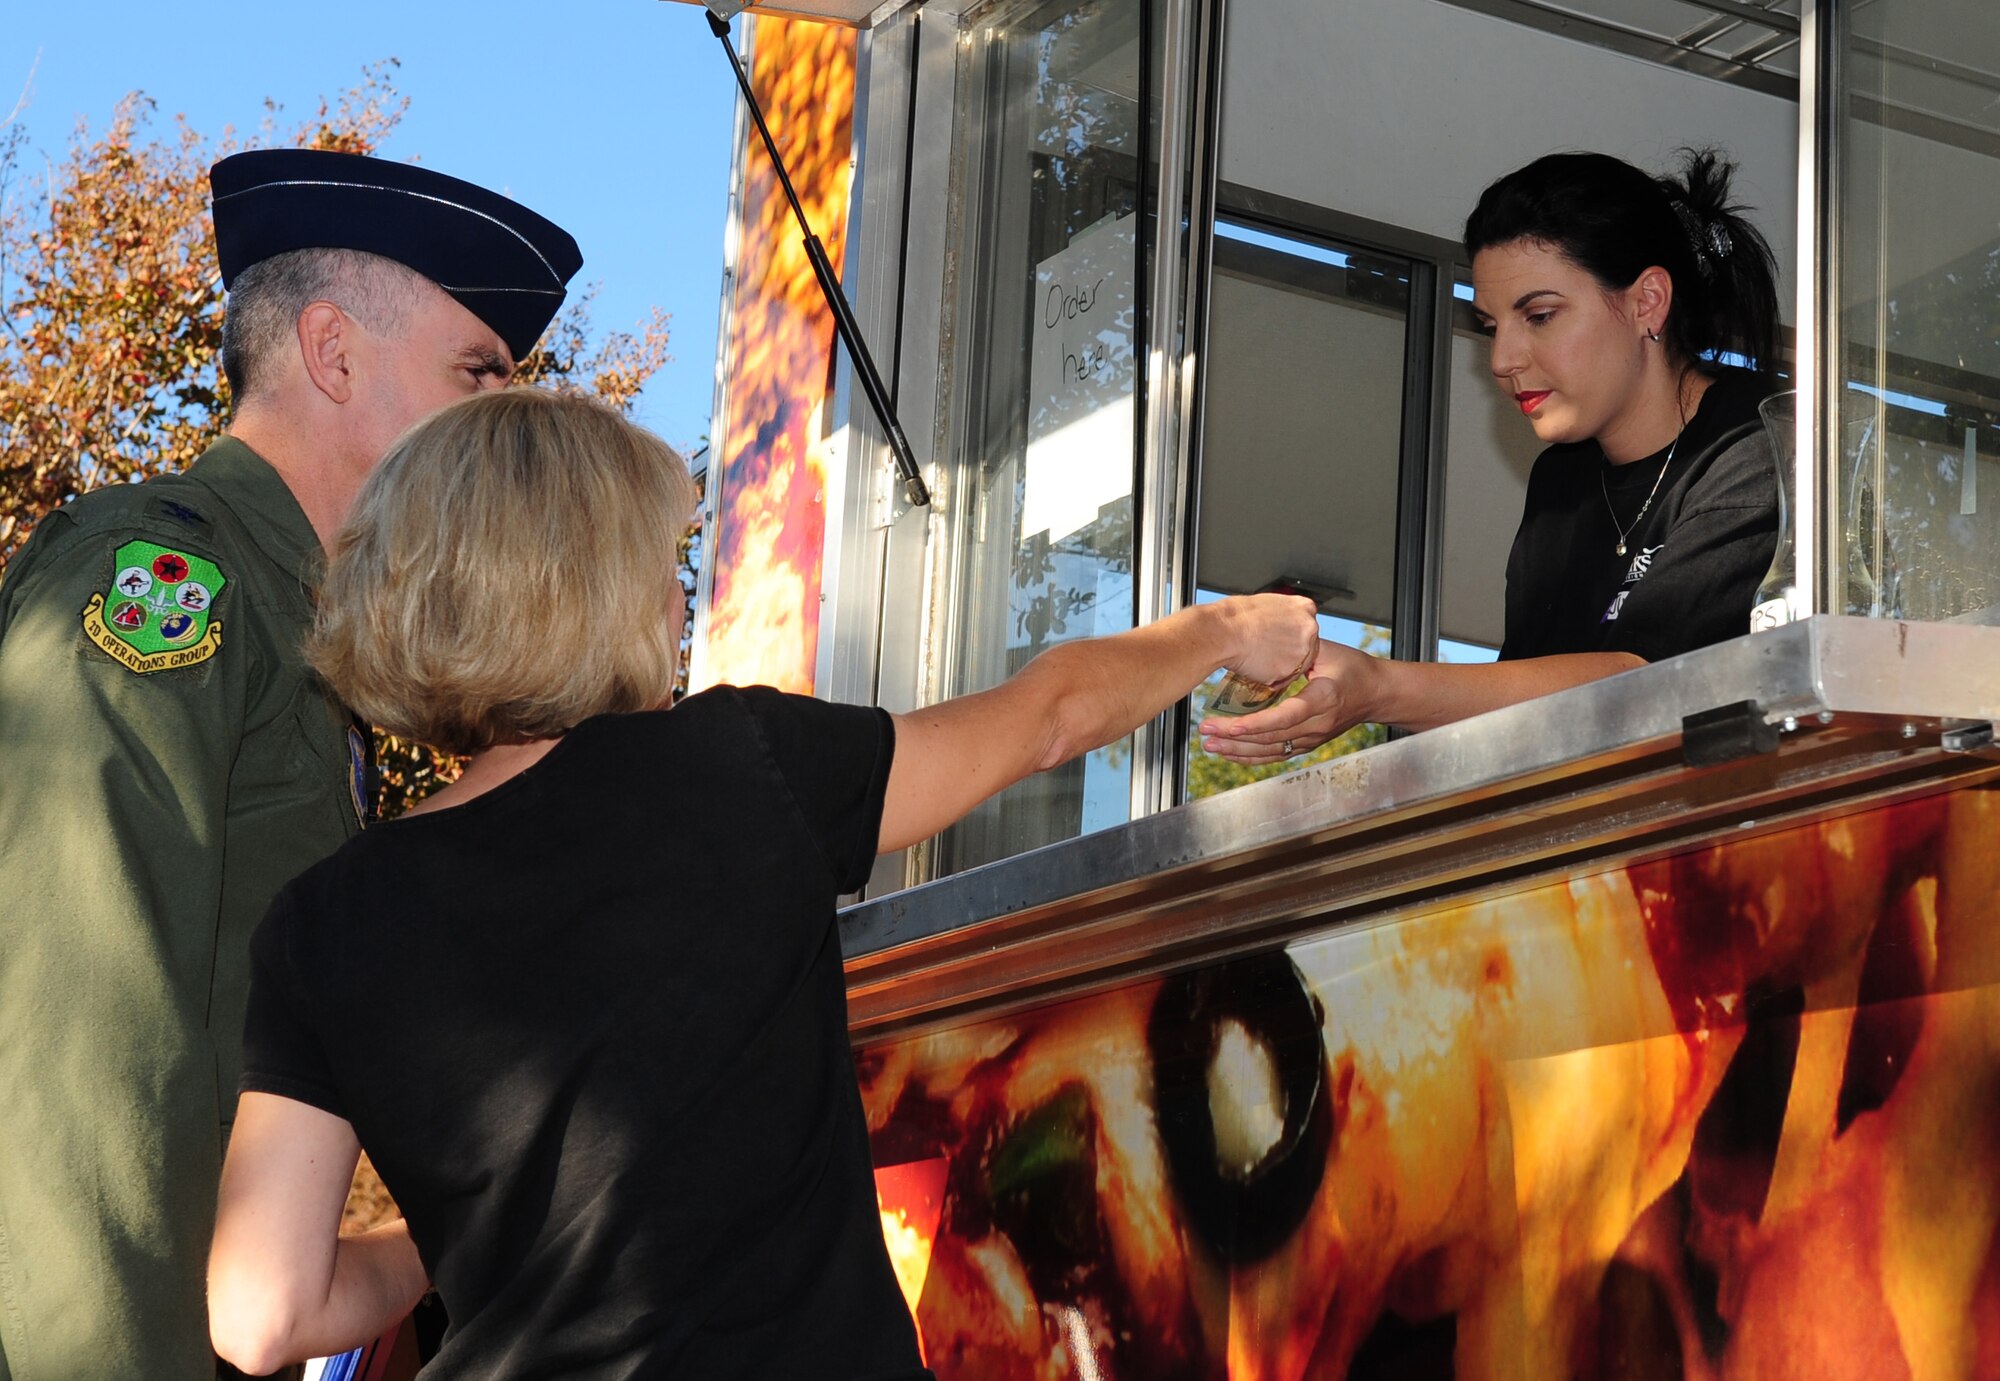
[[1193, 0, 1802, 801]]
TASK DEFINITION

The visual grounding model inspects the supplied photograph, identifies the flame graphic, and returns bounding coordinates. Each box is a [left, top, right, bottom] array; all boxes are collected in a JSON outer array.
[[857, 787, 2000, 1378], [875, 1156, 948, 1362], [698, 15, 857, 695]]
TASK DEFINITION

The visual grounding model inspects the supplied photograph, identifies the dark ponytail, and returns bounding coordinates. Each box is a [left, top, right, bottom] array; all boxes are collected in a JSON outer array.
[[1463, 148, 1782, 378]]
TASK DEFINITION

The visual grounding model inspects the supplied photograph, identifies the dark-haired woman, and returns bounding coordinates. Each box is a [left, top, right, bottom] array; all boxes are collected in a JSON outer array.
[[1203, 148, 1784, 765]]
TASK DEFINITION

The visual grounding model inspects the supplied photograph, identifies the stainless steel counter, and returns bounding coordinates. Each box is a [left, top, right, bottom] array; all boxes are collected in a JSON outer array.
[[839, 616, 2000, 1036]]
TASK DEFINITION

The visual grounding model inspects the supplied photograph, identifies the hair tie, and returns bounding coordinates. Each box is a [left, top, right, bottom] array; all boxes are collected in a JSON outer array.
[[1669, 198, 1731, 281]]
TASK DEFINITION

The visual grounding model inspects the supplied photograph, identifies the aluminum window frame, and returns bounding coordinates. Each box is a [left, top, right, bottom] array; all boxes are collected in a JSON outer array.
[[1794, 0, 1839, 618], [1200, 185, 1467, 674]]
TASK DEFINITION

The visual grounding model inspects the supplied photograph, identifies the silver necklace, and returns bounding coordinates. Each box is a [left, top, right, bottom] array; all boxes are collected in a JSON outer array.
[[1602, 435, 1679, 557]]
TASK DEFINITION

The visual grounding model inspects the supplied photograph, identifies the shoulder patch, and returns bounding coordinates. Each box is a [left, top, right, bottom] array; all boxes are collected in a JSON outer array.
[[82, 539, 227, 674], [144, 495, 214, 534]]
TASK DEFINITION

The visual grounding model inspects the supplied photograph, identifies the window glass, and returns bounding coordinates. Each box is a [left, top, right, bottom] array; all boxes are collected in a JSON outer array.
[[1185, 221, 1408, 798], [1438, 637, 1498, 665], [929, 0, 1145, 876], [1836, 0, 2000, 622], [1195, 223, 1409, 634]]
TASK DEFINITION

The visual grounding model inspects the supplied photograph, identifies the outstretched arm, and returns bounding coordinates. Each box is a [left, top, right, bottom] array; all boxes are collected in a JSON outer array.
[[1198, 641, 1643, 765], [879, 593, 1319, 852], [209, 1092, 429, 1374]]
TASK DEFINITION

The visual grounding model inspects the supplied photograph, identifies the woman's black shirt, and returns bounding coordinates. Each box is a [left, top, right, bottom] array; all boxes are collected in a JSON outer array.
[[1499, 366, 1779, 663], [240, 687, 931, 1381]]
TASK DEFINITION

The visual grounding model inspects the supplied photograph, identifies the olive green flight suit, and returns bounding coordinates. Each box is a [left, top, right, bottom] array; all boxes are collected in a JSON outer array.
[[0, 438, 366, 1379]]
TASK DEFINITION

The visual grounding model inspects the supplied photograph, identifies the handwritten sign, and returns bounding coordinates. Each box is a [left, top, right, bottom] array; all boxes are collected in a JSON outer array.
[[1022, 214, 1137, 543]]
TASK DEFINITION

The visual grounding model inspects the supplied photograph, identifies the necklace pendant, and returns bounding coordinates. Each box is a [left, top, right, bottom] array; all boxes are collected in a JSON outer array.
[[1616, 541, 1627, 557]]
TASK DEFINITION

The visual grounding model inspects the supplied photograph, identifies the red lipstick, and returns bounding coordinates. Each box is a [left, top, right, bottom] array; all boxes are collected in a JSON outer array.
[[1515, 390, 1551, 416]]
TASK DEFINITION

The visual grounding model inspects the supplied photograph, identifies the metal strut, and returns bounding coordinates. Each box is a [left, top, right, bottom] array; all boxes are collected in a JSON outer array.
[[704, 8, 933, 508]]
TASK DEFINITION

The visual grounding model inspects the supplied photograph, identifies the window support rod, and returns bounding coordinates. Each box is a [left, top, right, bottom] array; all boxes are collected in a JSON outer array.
[[704, 7, 932, 507]]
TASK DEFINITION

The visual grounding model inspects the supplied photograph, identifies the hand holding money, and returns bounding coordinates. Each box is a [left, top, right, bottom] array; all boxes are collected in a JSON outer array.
[[1199, 638, 1382, 766], [1206, 594, 1320, 718], [1211, 595, 1321, 710], [1206, 664, 1309, 719]]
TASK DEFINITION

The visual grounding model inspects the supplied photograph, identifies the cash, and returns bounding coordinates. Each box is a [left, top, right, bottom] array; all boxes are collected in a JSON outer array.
[[1205, 669, 1296, 718]]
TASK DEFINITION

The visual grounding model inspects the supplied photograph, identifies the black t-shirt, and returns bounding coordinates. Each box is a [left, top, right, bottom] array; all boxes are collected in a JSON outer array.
[[241, 686, 931, 1381], [1499, 367, 1779, 663]]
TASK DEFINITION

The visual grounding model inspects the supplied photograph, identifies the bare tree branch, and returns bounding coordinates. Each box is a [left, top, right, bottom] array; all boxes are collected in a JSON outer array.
[[0, 50, 39, 132]]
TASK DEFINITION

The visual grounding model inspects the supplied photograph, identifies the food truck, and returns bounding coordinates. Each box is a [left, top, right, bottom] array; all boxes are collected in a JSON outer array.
[[683, 0, 2000, 1373]]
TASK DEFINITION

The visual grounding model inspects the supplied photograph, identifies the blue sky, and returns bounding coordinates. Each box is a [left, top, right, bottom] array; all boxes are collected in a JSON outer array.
[[7, 2, 739, 453]]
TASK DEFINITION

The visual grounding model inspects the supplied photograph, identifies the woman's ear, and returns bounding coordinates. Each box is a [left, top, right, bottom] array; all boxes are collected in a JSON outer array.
[[1632, 265, 1674, 341]]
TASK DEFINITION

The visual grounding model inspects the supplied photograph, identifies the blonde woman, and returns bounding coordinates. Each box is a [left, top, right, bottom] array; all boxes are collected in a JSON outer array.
[[205, 388, 1318, 1378]]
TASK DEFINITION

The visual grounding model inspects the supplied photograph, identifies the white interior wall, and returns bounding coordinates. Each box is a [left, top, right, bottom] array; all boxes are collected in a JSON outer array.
[[1219, 0, 1801, 286]]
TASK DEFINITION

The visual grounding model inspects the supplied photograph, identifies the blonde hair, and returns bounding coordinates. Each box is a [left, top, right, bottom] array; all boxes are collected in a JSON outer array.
[[310, 388, 697, 754]]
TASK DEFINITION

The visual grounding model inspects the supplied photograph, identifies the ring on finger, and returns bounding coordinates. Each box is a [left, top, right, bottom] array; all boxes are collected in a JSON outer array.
[[1282, 739, 1295, 756]]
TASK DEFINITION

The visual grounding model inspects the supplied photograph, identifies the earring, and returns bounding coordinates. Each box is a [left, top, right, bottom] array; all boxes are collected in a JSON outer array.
[[1646, 328, 1661, 342]]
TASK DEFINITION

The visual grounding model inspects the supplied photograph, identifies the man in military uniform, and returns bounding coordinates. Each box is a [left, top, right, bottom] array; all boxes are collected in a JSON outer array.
[[0, 150, 581, 1379]]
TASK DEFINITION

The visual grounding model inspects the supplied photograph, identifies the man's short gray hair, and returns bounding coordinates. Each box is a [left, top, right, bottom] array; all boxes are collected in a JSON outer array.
[[220, 248, 430, 404]]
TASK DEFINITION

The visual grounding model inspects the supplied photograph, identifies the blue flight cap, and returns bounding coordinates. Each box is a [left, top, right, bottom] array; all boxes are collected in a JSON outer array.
[[210, 149, 583, 362]]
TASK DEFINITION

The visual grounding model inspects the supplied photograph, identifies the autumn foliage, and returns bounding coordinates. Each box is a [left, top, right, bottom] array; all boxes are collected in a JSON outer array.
[[0, 64, 674, 568], [0, 63, 690, 819], [1, 68, 393, 563]]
